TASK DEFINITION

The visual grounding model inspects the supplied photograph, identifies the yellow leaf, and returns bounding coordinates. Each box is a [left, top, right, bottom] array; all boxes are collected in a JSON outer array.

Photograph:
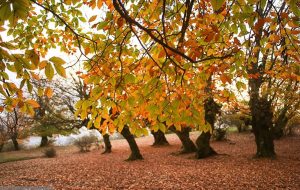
[[89, 15, 97, 22], [207, 49, 214, 56], [53, 62, 66, 78], [37, 87, 44, 97], [45, 62, 54, 80], [49, 56, 66, 65], [64, 0, 71, 5], [211, 0, 225, 12], [26, 99, 40, 108]]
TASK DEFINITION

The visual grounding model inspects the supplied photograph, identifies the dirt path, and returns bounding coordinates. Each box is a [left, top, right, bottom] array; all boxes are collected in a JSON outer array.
[[0, 132, 299, 189]]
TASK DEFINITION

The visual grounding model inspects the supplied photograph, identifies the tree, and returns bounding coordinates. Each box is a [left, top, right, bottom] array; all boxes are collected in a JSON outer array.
[[151, 130, 169, 147], [229, 0, 300, 157], [1, 0, 299, 160], [169, 126, 197, 153], [30, 79, 80, 146], [272, 79, 300, 138], [0, 109, 24, 150]]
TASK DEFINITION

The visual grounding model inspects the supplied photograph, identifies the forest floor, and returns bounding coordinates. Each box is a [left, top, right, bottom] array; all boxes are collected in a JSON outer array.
[[0, 131, 299, 190]]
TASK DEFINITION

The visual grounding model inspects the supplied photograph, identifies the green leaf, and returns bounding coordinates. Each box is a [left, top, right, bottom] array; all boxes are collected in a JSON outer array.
[[75, 100, 84, 109], [25, 49, 39, 66], [0, 3, 12, 22], [97, 21, 108, 30], [152, 123, 159, 132], [141, 128, 148, 136], [0, 72, 9, 80], [124, 74, 136, 83], [45, 63, 54, 80], [211, 0, 225, 12], [49, 56, 66, 65], [37, 87, 44, 97], [26, 80, 33, 93], [82, 100, 93, 110], [14, 61, 23, 74], [290, 0, 300, 17], [158, 123, 166, 133], [236, 81, 246, 90]]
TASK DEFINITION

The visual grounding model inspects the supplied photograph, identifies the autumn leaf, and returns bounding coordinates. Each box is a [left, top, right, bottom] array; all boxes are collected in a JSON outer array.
[[89, 15, 97, 22], [45, 63, 54, 80], [49, 56, 66, 65], [97, 0, 103, 9], [26, 99, 40, 108], [39, 60, 48, 70], [53, 62, 67, 78], [210, 0, 225, 12], [220, 74, 232, 84], [44, 87, 53, 98]]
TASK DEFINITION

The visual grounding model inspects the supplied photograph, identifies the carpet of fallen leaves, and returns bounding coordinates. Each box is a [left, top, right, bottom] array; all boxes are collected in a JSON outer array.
[[0, 132, 300, 190]]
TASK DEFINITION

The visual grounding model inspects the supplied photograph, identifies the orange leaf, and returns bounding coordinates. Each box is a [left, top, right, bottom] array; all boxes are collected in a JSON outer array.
[[31, 72, 40, 80], [39, 60, 47, 70], [220, 74, 232, 84], [85, 47, 90, 54], [44, 87, 53, 98], [97, 0, 103, 9], [254, 18, 265, 33], [26, 99, 40, 108], [89, 15, 97, 22]]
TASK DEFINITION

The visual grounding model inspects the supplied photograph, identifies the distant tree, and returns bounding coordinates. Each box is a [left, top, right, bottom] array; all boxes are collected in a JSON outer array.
[[271, 79, 300, 138], [0, 110, 23, 150], [30, 79, 80, 146], [0, 125, 6, 151]]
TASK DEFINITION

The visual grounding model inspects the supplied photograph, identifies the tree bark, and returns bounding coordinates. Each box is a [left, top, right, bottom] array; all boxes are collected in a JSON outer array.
[[273, 107, 289, 139], [11, 136, 19, 151], [40, 136, 49, 147], [102, 133, 112, 154], [195, 97, 220, 159], [170, 126, 196, 153], [0, 143, 3, 152], [251, 97, 275, 158], [120, 125, 143, 161], [151, 130, 169, 146], [195, 131, 216, 158]]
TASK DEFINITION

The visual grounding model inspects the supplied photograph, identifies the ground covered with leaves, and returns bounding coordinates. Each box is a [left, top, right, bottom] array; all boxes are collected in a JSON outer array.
[[0, 132, 299, 190]]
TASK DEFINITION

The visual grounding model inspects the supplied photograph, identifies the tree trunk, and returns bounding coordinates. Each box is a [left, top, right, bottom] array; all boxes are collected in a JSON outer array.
[[40, 136, 49, 147], [151, 130, 169, 146], [195, 131, 216, 158], [120, 125, 143, 161], [11, 136, 19, 151], [0, 143, 3, 152], [273, 107, 289, 139], [102, 133, 112, 154], [170, 126, 196, 153], [250, 97, 275, 158], [195, 97, 220, 159]]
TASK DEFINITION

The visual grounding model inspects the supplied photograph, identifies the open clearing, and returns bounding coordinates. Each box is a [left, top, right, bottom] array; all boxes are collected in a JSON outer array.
[[0, 132, 299, 190]]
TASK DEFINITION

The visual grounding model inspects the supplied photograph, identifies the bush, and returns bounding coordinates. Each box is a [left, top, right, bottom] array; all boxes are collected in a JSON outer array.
[[75, 135, 98, 152], [220, 113, 251, 133], [43, 147, 57, 158]]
